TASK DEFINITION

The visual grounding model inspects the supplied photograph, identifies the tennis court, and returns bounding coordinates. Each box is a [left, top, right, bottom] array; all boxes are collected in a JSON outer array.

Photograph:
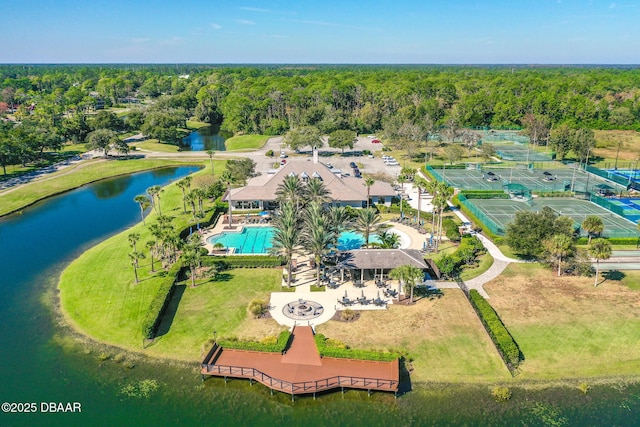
[[430, 165, 626, 194], [466, 198, 640, 238], [601, 198, 640, 223], [605, 169, 640, 186], [490, 143, 554, 162]]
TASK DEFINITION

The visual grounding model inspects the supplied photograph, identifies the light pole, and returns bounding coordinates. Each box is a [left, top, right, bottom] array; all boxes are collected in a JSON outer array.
[[614, 140, 622, 170]]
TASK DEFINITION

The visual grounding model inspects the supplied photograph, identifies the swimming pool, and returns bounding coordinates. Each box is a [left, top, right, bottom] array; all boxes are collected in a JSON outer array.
[[207, 227, 380, 254]]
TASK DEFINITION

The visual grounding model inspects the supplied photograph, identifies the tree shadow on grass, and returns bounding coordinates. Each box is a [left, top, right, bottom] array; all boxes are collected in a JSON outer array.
[[602, 270, 625, 281], [413, 286, 444, 302], [155, 284, 186, 338]]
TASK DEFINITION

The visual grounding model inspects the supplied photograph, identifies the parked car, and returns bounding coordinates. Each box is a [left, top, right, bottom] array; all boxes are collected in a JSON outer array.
[[280, 152, 287, 158], [386, 161, 400, 167], [354, 170, 362, 178], [349, 162, 357, 168], [367, 135, 376, 139], [280, 159, 287, 165], [371, 139, 381, 144]]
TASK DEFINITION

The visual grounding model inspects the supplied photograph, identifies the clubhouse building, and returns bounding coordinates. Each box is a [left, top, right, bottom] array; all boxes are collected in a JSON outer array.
[[227, 151, 396, 211]]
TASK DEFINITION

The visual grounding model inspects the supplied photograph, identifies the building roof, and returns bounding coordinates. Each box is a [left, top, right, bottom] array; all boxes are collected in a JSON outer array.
[[229, 159, 395, 203], [337, 249, 428, 270]]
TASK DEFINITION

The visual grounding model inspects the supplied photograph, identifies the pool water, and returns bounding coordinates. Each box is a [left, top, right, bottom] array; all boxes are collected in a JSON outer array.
[[207, 227, 378, 254]]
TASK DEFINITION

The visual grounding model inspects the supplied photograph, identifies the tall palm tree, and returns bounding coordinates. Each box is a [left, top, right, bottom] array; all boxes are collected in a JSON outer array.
[[544, 234, 575, 276], [220, 170, 236, 228], [128, 232, 141, 254], [133, 195, 151, 225], [183, 233, 204, 287], [302, 203, 335, 286], [305, 177, 331, 205], [414, 177, 427, 227], [327, 206, 353, 239], [389, 264, 424, 303], [582, 216, 604, 244], [193, 187, 206, 217], [146, 240, 157, 272], [146, 185, 160, 214], [270, 201, 301, 287], [589, 238, 612, 286], [206, 150, 215, 175], [397, 175, 408, 219], [355, 207, 382, 249], [176, 179, 189, 213], [186, 191, 198, 222], [276, 174, 304, 210], [129, 251, 145, 284], [363, 176, 375, 208], [376, 229, 400, 249], [434, 182, 454, 250], [425, 179, 439, 235]]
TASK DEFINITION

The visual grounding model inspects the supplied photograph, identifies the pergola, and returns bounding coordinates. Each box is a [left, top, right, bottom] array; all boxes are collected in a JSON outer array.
[[335, 249, 429, 282]]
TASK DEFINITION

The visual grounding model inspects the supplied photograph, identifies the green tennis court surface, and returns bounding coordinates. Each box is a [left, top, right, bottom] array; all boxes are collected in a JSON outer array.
[[466, 198, 639, 238]]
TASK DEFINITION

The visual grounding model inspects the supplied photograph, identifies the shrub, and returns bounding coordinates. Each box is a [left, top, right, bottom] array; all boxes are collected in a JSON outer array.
[[142, 260, 182, 339], [443, 217, 461, 242], [265, 149, 274, 157], [469, 290, 521, 368], [313, 333, 399, 361], [340, 309, 357, 322], [491, 386, 512, 402], [578, 382, 591, 394], [201, 255, 284, 269], [247, 298, 268, 318], [219, 330, 291, 353]]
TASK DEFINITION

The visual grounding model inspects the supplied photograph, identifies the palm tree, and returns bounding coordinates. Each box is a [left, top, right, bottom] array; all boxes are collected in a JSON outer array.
[[176, 179, 189, 213], [426, 179, 439, 235], [355, 207, 382, 249], [270, 201, 301, 287], [433, 182, 454, 250], [206, 150, 215, 175], [582, 216, 604, 244], [544, 234, 575, 276], [376, 229, 400, 249], [146, 185, 163, 215], [389, 264, 424, 303], [220, 170, 236, 228], [128, 232, 141, 254], [305, 177, 331, 205], [363, 176, 375, 208], [414, 177, 427, 228], [129, 251, 145, 284], [397, 175, 408, 219], [327, 206, 352, 246], [146, 240, 157, 272], [186, 191, 198, 222], [302, 203, 335, 286], [276, 174, 304, 210], [183, 234, 204, 287], [589, 238, 612, 286], [193, 187, 206, 217], [133, 195, 151, 225]]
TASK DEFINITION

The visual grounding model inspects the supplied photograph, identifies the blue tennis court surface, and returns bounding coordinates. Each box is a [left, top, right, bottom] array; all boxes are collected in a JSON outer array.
[[610, 198, 640, 223]]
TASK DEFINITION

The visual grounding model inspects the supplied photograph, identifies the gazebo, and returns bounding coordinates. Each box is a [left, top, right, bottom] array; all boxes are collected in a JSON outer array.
[[335, 249, 430, 282]]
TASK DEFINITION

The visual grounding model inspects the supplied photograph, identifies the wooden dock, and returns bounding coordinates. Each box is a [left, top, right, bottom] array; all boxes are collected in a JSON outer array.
[[201, 326, 399, 397]]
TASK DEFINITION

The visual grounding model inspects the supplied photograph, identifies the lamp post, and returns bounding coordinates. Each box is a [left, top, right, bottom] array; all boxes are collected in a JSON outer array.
[[614, 140, 622, 170]]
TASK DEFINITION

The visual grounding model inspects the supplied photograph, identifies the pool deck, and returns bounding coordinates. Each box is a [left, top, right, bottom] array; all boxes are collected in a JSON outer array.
[[202, 215, 440, 328]]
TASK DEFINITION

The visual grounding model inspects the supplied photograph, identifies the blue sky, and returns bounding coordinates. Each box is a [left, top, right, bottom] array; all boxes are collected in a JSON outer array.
[[1, 0, 638, 63]]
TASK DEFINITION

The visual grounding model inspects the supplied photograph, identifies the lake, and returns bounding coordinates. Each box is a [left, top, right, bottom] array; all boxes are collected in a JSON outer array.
[[0, 167, 639, 426], [180, 124, 231, 151]]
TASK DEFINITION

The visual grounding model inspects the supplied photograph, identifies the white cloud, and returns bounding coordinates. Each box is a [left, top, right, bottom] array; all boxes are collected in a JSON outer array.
[[236, 19, 255, 25], [240, 7, 270, 13], [210, 23, 222, 30]]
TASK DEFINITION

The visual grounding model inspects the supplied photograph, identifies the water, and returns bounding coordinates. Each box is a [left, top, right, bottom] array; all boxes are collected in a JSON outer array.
[[180, 124, 231, 151], [207, 227, 378, 254], [1, 167, 640, 426]]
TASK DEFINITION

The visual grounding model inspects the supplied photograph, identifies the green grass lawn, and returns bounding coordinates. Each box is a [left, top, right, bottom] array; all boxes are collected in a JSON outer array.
[[133, 140, 181, 153], [225, 134, 269, 151], [459, 252, 494, 281], [186, 119, 211, 129], [58, 163, 285, 360], [486, 263, 640, 381], [0, 158, 203, 217]]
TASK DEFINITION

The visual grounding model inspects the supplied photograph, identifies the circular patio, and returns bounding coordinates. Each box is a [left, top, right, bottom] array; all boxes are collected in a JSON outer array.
[[282, 299, 324, 320]]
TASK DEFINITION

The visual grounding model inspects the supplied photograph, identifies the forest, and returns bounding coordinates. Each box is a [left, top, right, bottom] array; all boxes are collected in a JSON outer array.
[[1, 64, 640, 172]]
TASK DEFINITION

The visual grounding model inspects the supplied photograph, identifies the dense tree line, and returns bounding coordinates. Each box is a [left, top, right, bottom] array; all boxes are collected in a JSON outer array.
[[2, 65, 640, 173]]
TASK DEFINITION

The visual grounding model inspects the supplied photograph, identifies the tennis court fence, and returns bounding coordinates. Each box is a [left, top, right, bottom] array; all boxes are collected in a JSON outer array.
[[585, 165, 630, 188], [457, 194, 505, 236]]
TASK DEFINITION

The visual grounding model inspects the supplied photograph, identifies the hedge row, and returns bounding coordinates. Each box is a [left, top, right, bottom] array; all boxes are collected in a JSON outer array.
[[142, 260, 183, 340], [460, 191, 510, 199], [178, 206, 225, 240], [468, 289, 521, 367], [201, 255, 285, 268], [435, 235, 485, 278], [313, 333, 399, 362], [577, 236, 639, 245], [442, 217, 461, 242], [451, 194, 502, 242], [218, 330, 291, 353]]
